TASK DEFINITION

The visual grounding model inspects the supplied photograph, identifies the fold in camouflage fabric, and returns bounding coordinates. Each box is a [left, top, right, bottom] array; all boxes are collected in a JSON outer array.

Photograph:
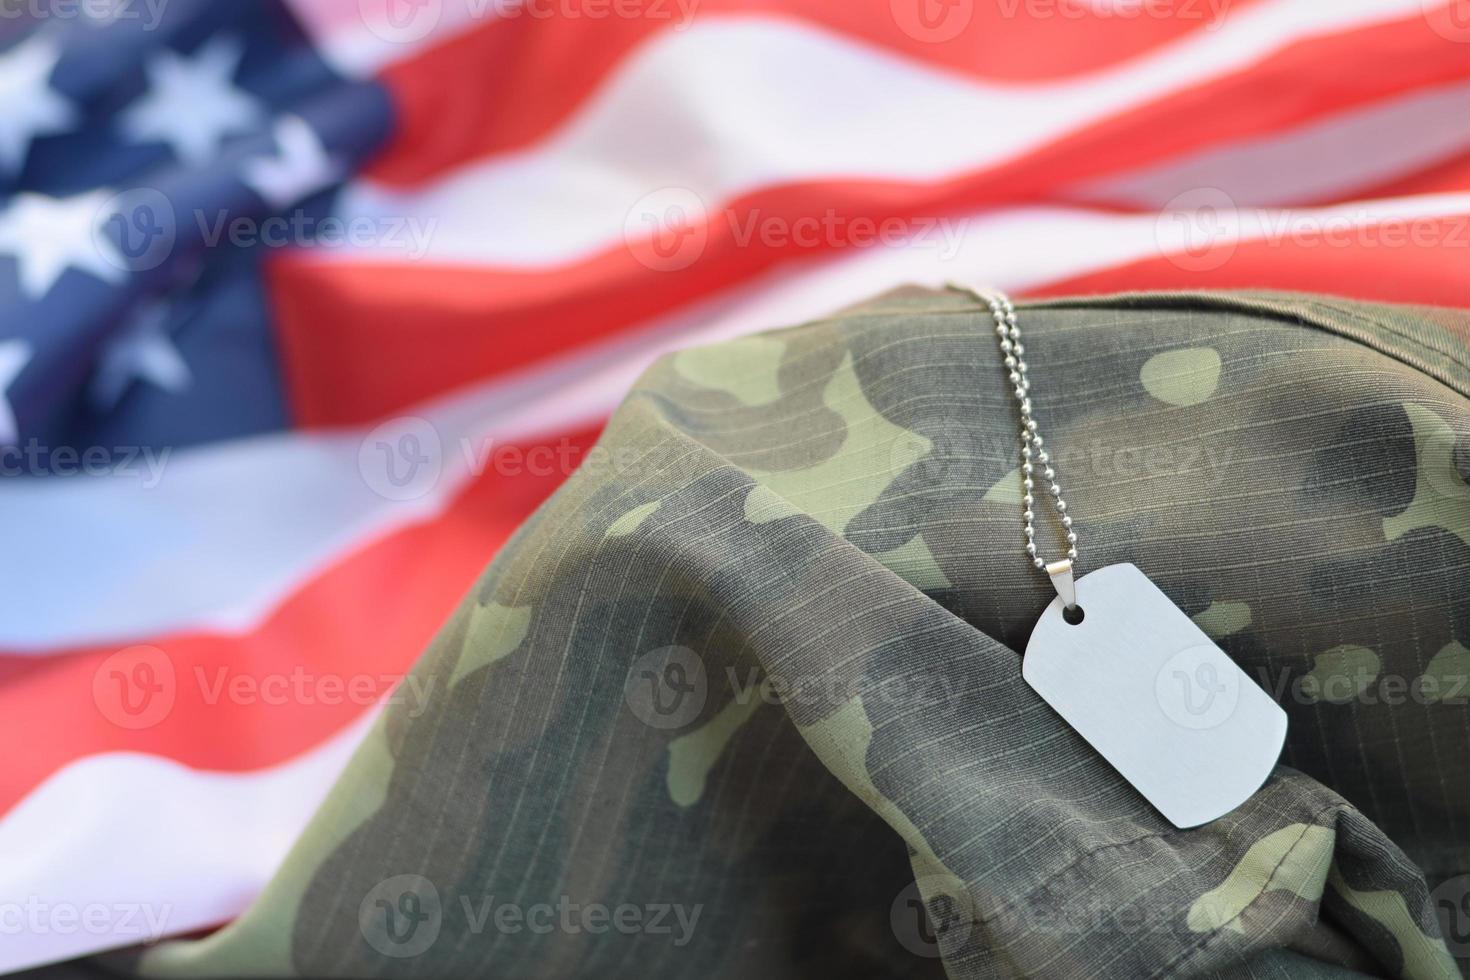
[[120, 288, 1469, 978]]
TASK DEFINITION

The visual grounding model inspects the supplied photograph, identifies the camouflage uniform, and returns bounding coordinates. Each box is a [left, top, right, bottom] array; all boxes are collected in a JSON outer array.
[[116, 288, 1469, 978]]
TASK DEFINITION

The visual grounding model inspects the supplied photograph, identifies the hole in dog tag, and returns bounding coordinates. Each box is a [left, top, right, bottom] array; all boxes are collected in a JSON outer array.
[[1023, 563, 1287, 829]]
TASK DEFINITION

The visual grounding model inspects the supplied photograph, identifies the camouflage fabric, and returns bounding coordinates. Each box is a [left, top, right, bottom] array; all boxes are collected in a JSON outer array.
[[111, 287, 1469, 978]]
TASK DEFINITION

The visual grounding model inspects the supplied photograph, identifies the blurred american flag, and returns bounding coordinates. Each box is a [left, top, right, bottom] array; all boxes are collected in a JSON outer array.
[[3, 0, 1470, 969]]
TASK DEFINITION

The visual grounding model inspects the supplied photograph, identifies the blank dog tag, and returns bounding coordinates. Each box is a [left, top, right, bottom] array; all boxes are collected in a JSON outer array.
[[1023, 563, 1287, 829]]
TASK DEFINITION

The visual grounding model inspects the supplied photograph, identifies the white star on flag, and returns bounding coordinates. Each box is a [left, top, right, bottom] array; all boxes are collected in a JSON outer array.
[[0, 191, 129, 301], [242, 115, 341, 210], [0, 339, 31, 446], [91, 300, 194, 411], [0, 36, 79, 176], [119, 35, 263, 168]]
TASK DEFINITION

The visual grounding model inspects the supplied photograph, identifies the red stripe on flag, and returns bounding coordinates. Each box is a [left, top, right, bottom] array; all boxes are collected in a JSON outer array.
[[366, 0, 1268, 183], [1347, 151, 1470, 204], [992, 12, 1470, 204], [1029, 212, 1470, 307], [268, 262, 754, 431], [17, 211, 1470, 815], [0, 426, 598, 816], [366, 4, 1462, 187], [277, 10, 1470, 430], [272, 179, 1470, 429]]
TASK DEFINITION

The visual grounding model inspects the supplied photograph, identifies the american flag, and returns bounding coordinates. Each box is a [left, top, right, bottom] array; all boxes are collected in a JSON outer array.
[[3, 0, 1470, 970]]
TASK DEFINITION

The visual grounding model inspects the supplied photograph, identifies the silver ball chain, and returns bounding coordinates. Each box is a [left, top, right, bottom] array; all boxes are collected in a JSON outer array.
[[978, 289, 1077, 572]]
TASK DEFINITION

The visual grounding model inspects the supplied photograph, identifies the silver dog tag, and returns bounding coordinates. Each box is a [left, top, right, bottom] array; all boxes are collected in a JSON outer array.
[[1023, 563, 1287, 829]]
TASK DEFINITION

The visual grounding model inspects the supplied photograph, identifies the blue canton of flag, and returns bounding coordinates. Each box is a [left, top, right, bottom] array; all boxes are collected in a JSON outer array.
[[0, 0, 393, 465]]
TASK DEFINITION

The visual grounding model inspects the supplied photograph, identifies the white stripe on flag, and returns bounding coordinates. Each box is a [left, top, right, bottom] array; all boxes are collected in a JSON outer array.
[[1072, 78, 1470, 208], [7, 190, 1469, 650], [0, 710, 377, 975], [323, 1, 1434, 266]]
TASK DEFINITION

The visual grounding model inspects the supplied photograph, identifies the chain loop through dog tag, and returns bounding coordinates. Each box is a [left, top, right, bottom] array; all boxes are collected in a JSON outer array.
[[1023, 563, 1288, 829]]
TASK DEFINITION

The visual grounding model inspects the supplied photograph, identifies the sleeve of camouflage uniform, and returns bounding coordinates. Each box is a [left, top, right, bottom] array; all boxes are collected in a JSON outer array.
[[122, 288, 1469, 980]]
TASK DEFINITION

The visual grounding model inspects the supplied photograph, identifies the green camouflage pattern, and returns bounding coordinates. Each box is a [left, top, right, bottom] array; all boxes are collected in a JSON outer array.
[[103, 287, 1469, 977]]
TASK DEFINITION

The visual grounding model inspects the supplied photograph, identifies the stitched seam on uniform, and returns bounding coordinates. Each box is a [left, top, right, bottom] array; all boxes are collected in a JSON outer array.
[[800, 300, 994, 327], [955, 793, 1344, 977], [968, 779, 1318, 930], [1303, 297, 1470, 374], [1017, 290, 1470, 398], [1151, 803, 1349, 980], [1029, 290, 1468, 379], [1306, 298, 1470, 385], [969, 827, 1188, 931]]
